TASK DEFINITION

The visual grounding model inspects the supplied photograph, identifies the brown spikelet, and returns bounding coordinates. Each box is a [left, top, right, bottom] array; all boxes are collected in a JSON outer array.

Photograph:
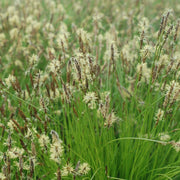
[[40, 97, 47, 114], [0, 78, 5, 87], [1, 124, 5, 137], [36, 133, 40, 139], [24, 123, 28, 133], [163, 82, 174, 108], [19, 155, 23, 177], [57, 167, 61, 180], [30, 106, 33, 117], [74, 58, 81, 81], [11, 77, 21, 92], [44, 120, 47, 133], [162, 25, 173, 46], [13, 126, 19, 134], [2, 166, 7, 179], [95, 64, 101, 77], [10, 112, 15, 119], [58, 54, 62, 62], [61, 41, 65, 53], [11, 119, 21, 131], [26, 84, 31, 97], [3, 153, 7, 164], [11, 81, 18, 92], [35, 114, 42, 122], [66, 60, 72, 83], [79, 35, 85, 54], [155, 114, 161, 126], [175, 61, 180, 71], [15, 171, 19, 179], [49, 50, 55, 60], [111, 44, 115, 71], [88, 56, 93, 75], [62, 82, 70, 102], [105, 96, 110, 117], [0, 104, 5, 116], [174, 20, 180, 42], [30, 158, 34, 178], [85, 77, 89, 91], [18, 109, 27, 123], [34, 71, 40, 94], [51, 73, 59, 88], [20, 139, 28, 153], [96, 45, 99, 65], [7, 157, 11, 178], [138, 66, 142, 82], [163, 12, 170, 30], [19, 126, 25, 135], [158, 16, 165, 38], [45, 84, 50, 98], [165, 59, 174, 77], [51, 81, 55, 97], [169, 89, 180, 108], [73, 106, 78, 117], [7, 133, 12, 150], [31, 142, 36, 157], [15, 77, 21, 92], [140, 30, 144, 49], [50, 13, 54, 23], [33, 107, 37, 116], [152, 63, 163, 84], [162, 80, 167, 91]]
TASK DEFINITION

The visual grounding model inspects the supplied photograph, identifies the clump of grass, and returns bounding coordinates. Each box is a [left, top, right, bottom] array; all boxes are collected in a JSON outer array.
[[0, 0, 180, 179]]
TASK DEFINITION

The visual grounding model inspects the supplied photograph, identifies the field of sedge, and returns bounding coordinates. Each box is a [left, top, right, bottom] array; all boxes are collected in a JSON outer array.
[[0, 0, 180, 179]]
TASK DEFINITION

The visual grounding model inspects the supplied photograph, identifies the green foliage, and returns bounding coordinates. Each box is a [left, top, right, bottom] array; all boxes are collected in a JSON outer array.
[[0, 0, 180, 179]]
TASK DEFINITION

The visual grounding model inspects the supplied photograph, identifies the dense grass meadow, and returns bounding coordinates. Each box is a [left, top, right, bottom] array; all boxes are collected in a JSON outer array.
[[0, 0, 180, 179]]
